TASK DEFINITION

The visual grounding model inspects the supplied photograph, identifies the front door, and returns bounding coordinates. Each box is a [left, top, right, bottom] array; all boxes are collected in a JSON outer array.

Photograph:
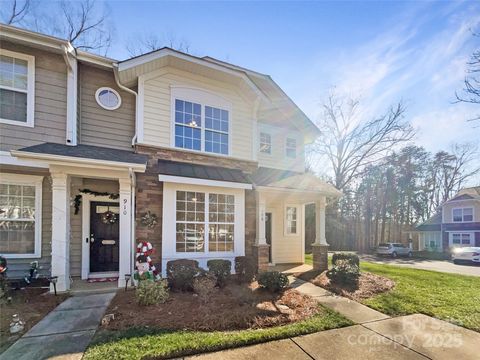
[[265, 212, 272, 263], [90, 201, 120, 273]]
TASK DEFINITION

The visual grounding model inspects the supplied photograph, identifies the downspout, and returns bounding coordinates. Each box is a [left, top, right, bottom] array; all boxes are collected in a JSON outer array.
[[112, 63, 138, 147], [62, 44, 78, 146]]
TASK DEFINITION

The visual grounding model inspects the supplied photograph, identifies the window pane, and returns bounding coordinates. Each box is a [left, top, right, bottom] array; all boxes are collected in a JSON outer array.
[[260, 132, 271, 153], [463, 208, 473, 221], [176, 191, 205, 253], [205, 106, 229, 155], [0, 89, 27, 122], [0, 220, 35, 254], [286, 138, 297, 158], [286, 207, 297, 234]]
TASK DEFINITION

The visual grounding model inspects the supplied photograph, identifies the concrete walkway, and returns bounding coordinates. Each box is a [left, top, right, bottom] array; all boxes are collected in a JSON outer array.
[[289, 276, 390, 323], [0, 292, 116, 360], [187, 314, 480, 359]]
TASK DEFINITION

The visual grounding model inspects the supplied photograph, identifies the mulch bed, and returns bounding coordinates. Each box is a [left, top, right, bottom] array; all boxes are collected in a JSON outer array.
[[0, 287, 69, 352], [102, 281, 319, 332], [296, 270, 395, 301]]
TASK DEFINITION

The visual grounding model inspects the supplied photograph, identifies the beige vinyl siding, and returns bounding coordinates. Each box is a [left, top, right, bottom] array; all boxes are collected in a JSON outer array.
[[2, 169, 52, 279], [443, 200, 480, 223], [258, 123, 305, 172], [0, 41, 67, 151], [141, 67, 254, 160], [79, 64, 135, 150], [268, 202, 304, 263]]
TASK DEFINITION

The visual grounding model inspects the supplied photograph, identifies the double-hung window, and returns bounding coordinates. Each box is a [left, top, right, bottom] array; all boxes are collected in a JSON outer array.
[[176, 190, 235, 253], [452, 208, 473, 222], [0, 50, 34, 127], [259, 132, 271, 154], [285, 205, 299, 235], [286, 138, 297, 158], [174, 97, 230, 155], [0, 174, 42, 258], [451, 233, 471, 246]]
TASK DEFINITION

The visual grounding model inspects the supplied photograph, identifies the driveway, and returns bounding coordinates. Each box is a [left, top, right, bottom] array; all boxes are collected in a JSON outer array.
[[359, 254, 480, 277]]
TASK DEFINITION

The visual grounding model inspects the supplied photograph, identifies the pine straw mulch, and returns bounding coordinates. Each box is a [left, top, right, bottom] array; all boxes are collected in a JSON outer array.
[[102, 281, 320, 332], [1, 286, 69, 352], [296, 270, 395, 301]]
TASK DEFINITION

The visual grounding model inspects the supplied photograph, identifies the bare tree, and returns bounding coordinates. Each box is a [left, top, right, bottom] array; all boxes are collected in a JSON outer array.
[[126, 32, 191, 57], [1, 0, 112, 55], [0, 0, 30, 25], [311, 92, 415, 191], [456, 30, 480, 121]]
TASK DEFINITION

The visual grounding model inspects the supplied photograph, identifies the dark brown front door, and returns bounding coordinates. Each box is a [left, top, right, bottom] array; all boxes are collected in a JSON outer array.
[[265, 212, 272, 263], [90, 201, 119, 273]]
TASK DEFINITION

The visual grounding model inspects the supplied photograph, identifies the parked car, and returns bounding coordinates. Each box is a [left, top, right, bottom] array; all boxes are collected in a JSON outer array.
[[451, 247, 480, 265], [376, 243, 413, 258]]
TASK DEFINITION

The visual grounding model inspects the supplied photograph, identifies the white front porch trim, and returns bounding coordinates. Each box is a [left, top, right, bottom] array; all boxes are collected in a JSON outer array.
[[314, 196, 327, 245], [118, 177, 133, 288], [158, 174, 252, 190], [50, 171, 71, 292], [255, 191, 266, 245]]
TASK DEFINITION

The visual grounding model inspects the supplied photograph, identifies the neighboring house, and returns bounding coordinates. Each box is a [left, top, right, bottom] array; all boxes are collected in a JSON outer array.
[[0, 24, 340, 292], [416, 187, 480, 252]]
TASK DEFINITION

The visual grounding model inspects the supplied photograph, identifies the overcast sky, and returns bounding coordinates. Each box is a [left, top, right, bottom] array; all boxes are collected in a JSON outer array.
[[105, 0, 479, 154]]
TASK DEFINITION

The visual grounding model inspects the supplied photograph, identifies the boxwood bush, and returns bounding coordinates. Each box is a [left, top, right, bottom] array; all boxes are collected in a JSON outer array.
[[207, 259, 231, 288], [135, 279, 169, 306], [257, 271, 289, 292], [326, 259, 360, 286], [166, 259, 202, 291], [331, 253, 360, 267], [234, 256, 256, 283]]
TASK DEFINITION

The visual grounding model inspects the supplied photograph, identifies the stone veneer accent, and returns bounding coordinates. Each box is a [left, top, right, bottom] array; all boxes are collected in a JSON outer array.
[[135, 145, 258, 271], [312, 244, 329, 271]]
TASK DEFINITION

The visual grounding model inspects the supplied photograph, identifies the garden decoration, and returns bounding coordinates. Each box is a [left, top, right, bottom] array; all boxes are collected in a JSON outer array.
[[140, 211, 158, 228], [0, 256, 8, 299], [10, 314, 25, 334], [24, 261, 40, 285], [134, 241, 160, 281]]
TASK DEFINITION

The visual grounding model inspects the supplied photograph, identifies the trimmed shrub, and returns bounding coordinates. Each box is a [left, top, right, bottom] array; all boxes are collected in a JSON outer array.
[[193, 273, 217, 304], [166, 259, 202, 291], [332, 253, 360, 267], [326, 259, 360, 286], [234, 256, 256, 283], [135, 279, 169, 306], [207, 259, 231, 288], [257, 271, 289, 293]]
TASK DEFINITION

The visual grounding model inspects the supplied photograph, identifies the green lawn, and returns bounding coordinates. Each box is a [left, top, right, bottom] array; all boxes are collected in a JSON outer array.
[[359, 262, 480, 332], [305, 253, 313, 265], [84, 306, 351, 360]]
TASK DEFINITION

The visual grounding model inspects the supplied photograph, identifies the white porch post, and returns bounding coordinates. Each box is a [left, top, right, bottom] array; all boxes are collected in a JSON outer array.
[[255, 192, 266, 245], [118, 177, 132, 288], [314, 196, 327, 245], [50, 171, 71, 292]]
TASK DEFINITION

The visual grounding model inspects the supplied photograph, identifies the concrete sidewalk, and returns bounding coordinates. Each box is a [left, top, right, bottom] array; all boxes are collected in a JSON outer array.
[[188, 314, 480, 360], [289, 276, 390, 324], [0, 292, 116, 360]]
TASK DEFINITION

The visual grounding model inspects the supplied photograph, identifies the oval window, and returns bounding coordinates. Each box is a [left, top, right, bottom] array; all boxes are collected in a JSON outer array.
[[95, 87, 121, 110]]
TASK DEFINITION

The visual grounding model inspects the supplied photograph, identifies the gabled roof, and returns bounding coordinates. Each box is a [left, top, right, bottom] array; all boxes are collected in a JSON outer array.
[[416, 211, 442, 231], [447, 186, 480, 202]]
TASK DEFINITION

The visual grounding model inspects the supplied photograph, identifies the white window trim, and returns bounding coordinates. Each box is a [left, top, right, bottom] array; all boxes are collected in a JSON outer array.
[[452, 207, 474, 223], [0, 173, 43, 258], [170, 86, 233, 157], [0, 49, 35, 127], [95, 87, 122, 110], [284, 204, 300, 236], [285, 136, 297, 159], [259, 132, 272, 155], [449, 232, 474, 247], [161, 182, 245, 274]]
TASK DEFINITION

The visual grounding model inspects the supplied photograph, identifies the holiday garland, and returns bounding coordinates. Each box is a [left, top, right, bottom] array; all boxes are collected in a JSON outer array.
[[73, 189, 119, 215]]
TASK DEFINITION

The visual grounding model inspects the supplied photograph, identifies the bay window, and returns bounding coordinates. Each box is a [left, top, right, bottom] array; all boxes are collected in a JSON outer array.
[[0, 50, 34, 127], [0, 174, 42, 258], [173, 97, 230, 155]]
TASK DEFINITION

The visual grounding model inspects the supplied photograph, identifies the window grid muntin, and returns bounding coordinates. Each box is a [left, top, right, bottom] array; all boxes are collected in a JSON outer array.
[[0, 54, 29, 124], [259, 132, 271, 154], [0, 183, 36, 255], [175, 190, 235, 253], [286, 206, 297, 234], [453, 208, 473, 222], [286, 137, 297, 158], [173, 99, 229, 155]]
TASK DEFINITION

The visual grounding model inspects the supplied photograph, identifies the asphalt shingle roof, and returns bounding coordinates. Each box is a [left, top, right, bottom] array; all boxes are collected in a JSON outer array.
[[17, 143, 148, 165]]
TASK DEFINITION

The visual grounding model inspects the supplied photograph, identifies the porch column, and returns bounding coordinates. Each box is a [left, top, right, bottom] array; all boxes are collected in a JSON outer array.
[[312, 196, 329, 271], [254, 191, 269, 271], [50, 172, 71, 292], [118, 177, 132, 288]]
